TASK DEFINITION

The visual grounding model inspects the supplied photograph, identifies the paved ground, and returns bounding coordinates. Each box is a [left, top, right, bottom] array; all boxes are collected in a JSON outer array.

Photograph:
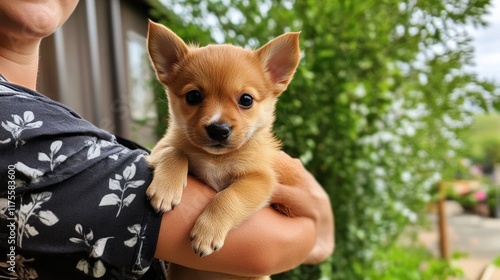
[[418, 206, 500, 280]]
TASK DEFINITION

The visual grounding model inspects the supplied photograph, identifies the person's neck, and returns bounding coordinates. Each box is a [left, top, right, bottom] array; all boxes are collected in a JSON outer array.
[[0, 39, 41, 90]]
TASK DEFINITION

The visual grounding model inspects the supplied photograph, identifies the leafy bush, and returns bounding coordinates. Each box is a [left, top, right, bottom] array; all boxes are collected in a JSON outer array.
[[147, 0, 498, 278], [274, 245, 464, 280], [456, 190, 485, 211], [487, 186, 499, 217], [366, 245, 464, 280]]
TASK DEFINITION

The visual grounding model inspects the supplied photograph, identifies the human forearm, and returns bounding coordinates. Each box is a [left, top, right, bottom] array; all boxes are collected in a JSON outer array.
[[272, 152, 335, 264], [154, 177, 316, 276]]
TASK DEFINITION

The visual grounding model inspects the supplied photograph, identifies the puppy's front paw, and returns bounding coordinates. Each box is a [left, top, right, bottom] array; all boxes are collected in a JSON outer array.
[[190, 216, 228, 257], [146, 173, 187, 213]]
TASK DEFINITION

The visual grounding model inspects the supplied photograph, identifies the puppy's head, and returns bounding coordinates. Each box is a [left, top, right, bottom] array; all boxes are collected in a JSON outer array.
[[147, 20, 300, 155]]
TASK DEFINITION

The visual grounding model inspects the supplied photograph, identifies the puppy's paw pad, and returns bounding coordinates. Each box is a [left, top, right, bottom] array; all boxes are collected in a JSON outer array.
[[146, 180, 185, 213], [190, 223, 226, 257], [149, 196, 179, 213]]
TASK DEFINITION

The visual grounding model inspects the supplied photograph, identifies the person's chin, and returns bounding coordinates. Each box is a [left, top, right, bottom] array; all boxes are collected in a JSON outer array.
[[0, 0, 78, 39]]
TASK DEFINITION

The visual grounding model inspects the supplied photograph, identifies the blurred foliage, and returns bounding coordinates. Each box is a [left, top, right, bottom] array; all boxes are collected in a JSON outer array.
[[488, 186, 499, 217], [458, 114, 500, 171], [147, 0, 499, 278], [494, 255, 500, 267], [365, 245, 464, 280]]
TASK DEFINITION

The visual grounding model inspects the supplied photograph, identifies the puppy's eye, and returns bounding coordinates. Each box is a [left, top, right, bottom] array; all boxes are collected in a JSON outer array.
[[238, 93, 253, 109], [186, 90, 203, 105]]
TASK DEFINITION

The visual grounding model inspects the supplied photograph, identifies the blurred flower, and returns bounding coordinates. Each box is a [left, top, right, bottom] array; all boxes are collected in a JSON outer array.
[[474, 191, 487, 202]]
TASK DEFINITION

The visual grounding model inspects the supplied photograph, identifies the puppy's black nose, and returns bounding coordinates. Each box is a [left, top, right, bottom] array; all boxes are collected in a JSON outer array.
[[206, 123, 232, 142]]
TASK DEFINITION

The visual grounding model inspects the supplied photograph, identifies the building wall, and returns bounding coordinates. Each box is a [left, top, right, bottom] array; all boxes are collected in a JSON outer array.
[[37, 0, 158, 148]]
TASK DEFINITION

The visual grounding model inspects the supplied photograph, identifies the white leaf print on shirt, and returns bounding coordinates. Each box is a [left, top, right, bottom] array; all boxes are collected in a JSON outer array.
[[124, 224, 142, 247], [75, 259, 106, 278], [38, 140, 67, 171], [84, 137, 114, 160], [76, 259, 90, 275], [92, 260, 106, 278], [108, 149, 128, 161], [14, 162, 44, 185], [90, 238, 114, 258], [70, 224, 114, 278], [1, 111, 43, 147], [38, 210, 59, 226], [0, 198, 9, 220], [129, 223, 150, 276], [17, 192, 59, 248], [98, 163, 145, 217]]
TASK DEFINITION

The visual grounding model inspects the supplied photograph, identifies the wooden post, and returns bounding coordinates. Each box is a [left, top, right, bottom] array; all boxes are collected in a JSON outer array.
[[437, 181, 448, 259]]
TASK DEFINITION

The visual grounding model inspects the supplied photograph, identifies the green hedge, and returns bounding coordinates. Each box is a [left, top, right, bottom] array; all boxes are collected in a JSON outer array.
[[147, 0, 498, 278]]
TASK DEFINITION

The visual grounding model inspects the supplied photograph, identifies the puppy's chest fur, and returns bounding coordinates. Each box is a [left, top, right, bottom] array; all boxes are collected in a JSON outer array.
[[187, 155, 241, 192]]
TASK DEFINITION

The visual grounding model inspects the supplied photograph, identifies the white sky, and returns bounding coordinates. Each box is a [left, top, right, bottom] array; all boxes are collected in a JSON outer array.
[[470, 0, 500, 83]]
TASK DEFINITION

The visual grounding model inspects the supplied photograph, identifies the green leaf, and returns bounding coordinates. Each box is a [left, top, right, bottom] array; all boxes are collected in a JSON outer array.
[[494, 255, 500, 267]]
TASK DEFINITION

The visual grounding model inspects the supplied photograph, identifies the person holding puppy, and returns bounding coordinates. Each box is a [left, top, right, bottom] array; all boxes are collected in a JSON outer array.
[[0, 0, 334, 279]]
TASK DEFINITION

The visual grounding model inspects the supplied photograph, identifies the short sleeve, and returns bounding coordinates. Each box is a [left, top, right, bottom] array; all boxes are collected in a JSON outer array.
[[0, 82, 162, 279]]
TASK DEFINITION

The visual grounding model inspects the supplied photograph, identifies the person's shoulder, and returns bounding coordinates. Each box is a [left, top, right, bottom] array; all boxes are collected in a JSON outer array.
[[0, 75, 81, 118], [0, 76, 128, 157]]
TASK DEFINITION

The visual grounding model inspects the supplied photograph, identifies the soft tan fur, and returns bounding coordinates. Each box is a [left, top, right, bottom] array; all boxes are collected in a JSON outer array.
[[146, 20, 300, 279]]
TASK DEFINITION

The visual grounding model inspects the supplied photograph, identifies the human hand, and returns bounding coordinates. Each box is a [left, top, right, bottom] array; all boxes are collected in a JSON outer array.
[[271, 152, 334, 264]]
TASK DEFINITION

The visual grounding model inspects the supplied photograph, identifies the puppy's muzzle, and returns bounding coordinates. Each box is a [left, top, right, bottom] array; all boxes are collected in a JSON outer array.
[[206, 122, 232, 142]]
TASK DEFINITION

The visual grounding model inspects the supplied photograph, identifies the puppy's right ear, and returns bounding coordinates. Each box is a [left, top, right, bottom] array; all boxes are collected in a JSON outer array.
[[255, 32, 301, 95], [147, 20, 189, 83]]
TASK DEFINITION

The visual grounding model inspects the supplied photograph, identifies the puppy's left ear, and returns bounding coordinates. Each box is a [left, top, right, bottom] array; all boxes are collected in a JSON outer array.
[[147, 20, 189, 84], [255, 32, 301, 94]]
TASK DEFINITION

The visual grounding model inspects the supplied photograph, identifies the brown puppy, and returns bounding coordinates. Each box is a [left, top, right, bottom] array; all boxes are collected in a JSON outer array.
[[146, 20, 300, 279]]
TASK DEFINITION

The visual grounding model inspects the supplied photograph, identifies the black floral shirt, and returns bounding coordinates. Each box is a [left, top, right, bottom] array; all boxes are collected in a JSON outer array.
[[0, 75, 163, 279]]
